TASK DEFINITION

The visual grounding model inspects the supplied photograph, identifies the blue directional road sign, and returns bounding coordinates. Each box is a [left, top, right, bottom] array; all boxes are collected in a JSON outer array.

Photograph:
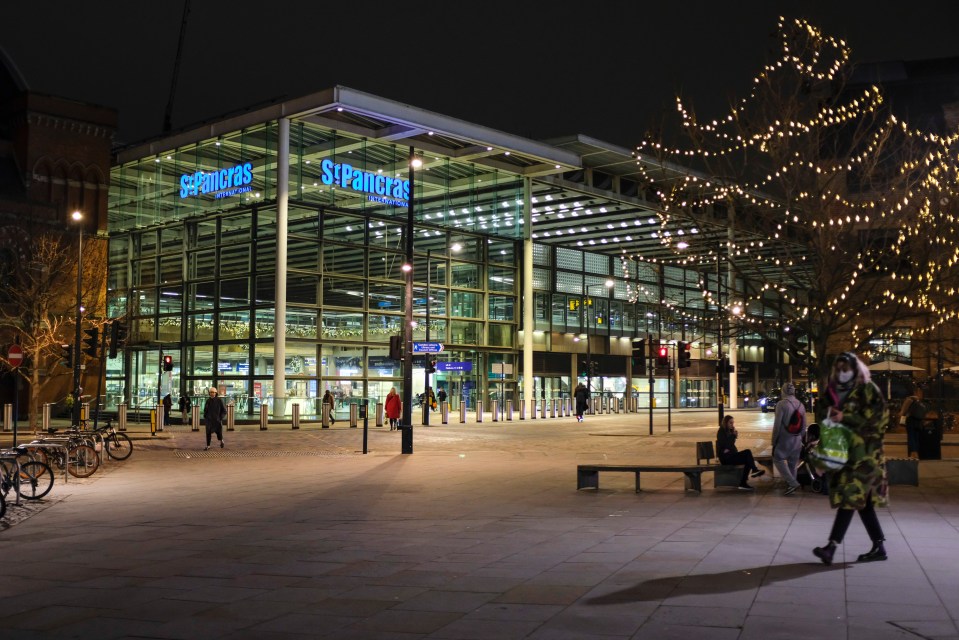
[[412, 342, 444, 354], [437, 361, 472, 373]]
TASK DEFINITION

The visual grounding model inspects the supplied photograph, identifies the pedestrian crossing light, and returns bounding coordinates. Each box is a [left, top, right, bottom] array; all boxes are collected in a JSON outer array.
[[678, 341, 691, 369], [60, 343, 73, 370], [631, 338, 646, 369], [82, 328, 99, 358], [389, 334, 403, 360], [109, 320, 128, 358], [426, 359, 436, 374], [656, 345, 669, 367], [163, 355, 173, 371]]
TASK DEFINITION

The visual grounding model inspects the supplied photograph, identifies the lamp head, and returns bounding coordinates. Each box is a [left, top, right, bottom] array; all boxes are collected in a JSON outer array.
[[71, 210, 82, 222]]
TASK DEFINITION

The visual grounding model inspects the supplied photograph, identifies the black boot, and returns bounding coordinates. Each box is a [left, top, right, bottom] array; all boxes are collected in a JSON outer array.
[[813, 541, 836, 566], [857, 541, 887, 563]]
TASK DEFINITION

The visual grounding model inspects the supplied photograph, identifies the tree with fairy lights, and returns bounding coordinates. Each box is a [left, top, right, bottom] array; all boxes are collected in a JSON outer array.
[[631, 16, 959, 385]]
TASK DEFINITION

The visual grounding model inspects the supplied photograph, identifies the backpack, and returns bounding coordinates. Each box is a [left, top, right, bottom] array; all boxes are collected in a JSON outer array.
[[785, 405, 803, 435]]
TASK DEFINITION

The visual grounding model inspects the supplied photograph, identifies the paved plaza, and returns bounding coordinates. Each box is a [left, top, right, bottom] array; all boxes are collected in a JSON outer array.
[[1, 409, 958, 639]]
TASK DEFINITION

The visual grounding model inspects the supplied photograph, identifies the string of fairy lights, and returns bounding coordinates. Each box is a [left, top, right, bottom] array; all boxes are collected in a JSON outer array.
[[621, 16, 959, 353]]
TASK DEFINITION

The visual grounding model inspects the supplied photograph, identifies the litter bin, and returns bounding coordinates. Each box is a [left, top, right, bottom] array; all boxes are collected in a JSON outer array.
[[918, 421, 942, 460]]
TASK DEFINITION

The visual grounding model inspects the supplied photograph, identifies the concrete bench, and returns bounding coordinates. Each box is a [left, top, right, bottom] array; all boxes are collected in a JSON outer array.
[[576, 464, 713, 493], [696, 441, 773, 488], [886, 458, 919, 486]]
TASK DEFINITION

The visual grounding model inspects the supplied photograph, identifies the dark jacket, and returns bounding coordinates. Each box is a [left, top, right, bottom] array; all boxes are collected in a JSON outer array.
[[716, 426, 739, 457], [204, 395, 226, 426], [574, 386, 590, 413]]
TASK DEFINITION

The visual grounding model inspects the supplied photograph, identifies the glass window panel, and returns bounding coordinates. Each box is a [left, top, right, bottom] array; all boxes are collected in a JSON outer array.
[[257, 206, 277, 238], [532, 267, 550, 290], [323, 276, 364, 309], [109, 235, 130, 262], [289, 204, 320, 238], [413, 319, 446, 342], [134, 258, 156, 287], [489, 295, 515, 321], [321, 344, 365, 378], [367, 249, 405, 280], [188, 313, 215, 341], [556, 247, 582, 270], [220, 310, 250, 340], [368, 313, 402, 340], [488, 265, 515, 292], [157, 316, 180, 343], [287, 238, 320, 273], [585, 252, 609, 275], [158, 286, 182, 314], [368, 282, 404, 312], [255, 239, 276, 274], [286, 310, 317, 339], [322, 311, 364, 340], [188, 250, 215, 280], [222, 211, 252, 242], [288, 274, 319, 306], [190, 281, 216, 311], [367, 218, 405, 251], [220, 243, 250, 275], [556, 271, 582, 295], [534, 292, 550, 331], [323, 243, 365, 277], [532, 243, 551, 266], [193, 219, 217, 249], [220, 278, 250, 308], [132, 287, 156, 316], [487, 239, 515, 264], [255, 309, 275, 337], [451, 262, 480, 289], [216, 345, 249, 377], [255, 275, 275, 305], [188, 345, 214, 378], [489, 323, 512, 348], [450, 320, 481, 345], [139, 230, 158, 256], [553, 295, 573, 332], [412, 285, 446, 317], [448, 235, 481, 261], [109, 264, 128, 292], [160, 226, 182, 254], [159, 254, 181, 284], [322, 212, 367, 245], [451, 291, 481, 318]]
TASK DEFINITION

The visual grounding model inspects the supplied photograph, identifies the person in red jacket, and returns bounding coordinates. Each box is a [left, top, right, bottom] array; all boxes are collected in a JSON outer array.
[[385, 387, 401, 430]]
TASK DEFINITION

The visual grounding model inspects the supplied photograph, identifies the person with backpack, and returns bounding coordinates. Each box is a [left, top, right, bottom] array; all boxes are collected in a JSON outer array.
[[899, 387, 926, 460], [773, 382, 807, 495]]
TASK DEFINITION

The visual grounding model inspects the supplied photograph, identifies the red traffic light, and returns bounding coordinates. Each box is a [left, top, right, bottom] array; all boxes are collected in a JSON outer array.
[[162, 355, 173, 371]]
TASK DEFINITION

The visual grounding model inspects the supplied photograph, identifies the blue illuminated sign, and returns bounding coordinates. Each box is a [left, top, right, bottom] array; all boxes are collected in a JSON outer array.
[[179, 162, 253, 199], [320, 158, 409, 206]]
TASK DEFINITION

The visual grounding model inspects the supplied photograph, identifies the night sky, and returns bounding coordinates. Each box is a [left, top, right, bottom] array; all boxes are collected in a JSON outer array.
[[5, 1, 959, 148]]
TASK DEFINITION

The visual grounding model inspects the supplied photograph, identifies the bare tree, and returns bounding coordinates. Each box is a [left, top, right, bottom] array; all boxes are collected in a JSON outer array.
[[635, 17, 959, 383], [0, 231, 108, 429]]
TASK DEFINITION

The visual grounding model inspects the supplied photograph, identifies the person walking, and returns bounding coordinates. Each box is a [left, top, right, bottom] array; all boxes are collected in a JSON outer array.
[[773, 382, 807, 495], [573, 383, 590, 422], [202, 387, 226, 450], [716, 415, 765, 490], [813, 351, 889, 565], [899, 387, 925, 460], [385, 387, 401, 430], [178, 394, 192, 425], [322, 389, 336, 425], [162, 394, 172, 427]]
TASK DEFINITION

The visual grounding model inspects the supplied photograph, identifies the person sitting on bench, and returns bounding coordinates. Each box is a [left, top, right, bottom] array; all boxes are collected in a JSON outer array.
[[716, 415, 765, 490]]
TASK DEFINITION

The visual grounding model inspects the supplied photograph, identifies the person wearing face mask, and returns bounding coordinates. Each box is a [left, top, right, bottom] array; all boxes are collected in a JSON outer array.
[[812, 352, 889, 566]]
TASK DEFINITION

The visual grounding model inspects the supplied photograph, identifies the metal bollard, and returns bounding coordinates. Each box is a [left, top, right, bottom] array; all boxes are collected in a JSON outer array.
[[322, 404, 330, 428], [506, 400, 513, 421], [227, 402, 235, 431], [117, 403, 127, 432], [292, 402, 300, 429], [540, 398, 546, 419], [422, 403, 429, 426], [2, 403, 10, 432], [259, 403, 268, 430], [491, 402, 499, 422], [519, 398, 526, 420], [350, 404, 358, 428], [375, 402, 384, 427], [459, 402, 466, 423], [476, 403, 483, 423], [191, 405, 200, 431], [565, 398, 572, 417], [550, 399, 557, 418], [531, 398, 538, 419], [614, 397, 620, 413], [43, 403, 52, 431], [441, 401, 449, 424]]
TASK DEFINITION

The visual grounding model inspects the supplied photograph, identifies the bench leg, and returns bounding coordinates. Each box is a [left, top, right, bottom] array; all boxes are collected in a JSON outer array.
[[634, 471, 642, 493], [684, 471, 703, 493], [578, 469, 599, 490]]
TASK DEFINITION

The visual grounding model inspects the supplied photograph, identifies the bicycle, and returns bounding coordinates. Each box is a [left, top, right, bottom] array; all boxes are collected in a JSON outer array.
[[91, 420, 133, 461], [0, 447, 55, 503], [26, 431, 100, 478]]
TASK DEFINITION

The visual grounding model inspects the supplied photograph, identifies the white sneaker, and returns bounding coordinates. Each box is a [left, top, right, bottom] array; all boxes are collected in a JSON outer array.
[[204, 446, 209, 451], [220, 441, 224, 448]]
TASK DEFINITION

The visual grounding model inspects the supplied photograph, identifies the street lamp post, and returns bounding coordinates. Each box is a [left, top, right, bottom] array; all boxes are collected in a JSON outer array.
[[71, 210, 83, 426], [583, 280, 615, 397], [424, 249, 431, 426], [400, 149, 421, 453]]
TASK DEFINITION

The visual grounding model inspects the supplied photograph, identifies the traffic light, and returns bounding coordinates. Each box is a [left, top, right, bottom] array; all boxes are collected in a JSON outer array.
[[656, 344, 669, 367], [425, 359, 436, 374], [162, 354, 173, 371], [719, 357, 735, 374], [678, 341, 691, 369], [109, 321, 127, 358], [60, 343, 73, 370], [389, 334, 403, 360], [82, 328, 99, 358], [631, 338, 646, 360]]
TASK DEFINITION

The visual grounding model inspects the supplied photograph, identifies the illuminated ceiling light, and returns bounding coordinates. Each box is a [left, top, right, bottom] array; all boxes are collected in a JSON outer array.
[[677, 241, 690, 249], [401, 263, 412, 272], [411, 158, 423, 169]]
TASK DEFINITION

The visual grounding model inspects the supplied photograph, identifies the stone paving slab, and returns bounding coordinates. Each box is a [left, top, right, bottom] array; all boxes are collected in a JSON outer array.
[[1, 410, 958, 639]]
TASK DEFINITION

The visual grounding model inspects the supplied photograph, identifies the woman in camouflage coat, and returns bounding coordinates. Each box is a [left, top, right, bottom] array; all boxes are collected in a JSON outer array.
[[813, 351, 889, 566]]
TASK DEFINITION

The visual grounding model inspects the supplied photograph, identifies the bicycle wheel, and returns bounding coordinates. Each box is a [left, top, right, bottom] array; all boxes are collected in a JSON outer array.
[[18, 461, 54, 499], [18, 446, 47, 466], [105, 432, 133, 460], [0, 459, 13, 499], [68, 445, 99, 478]]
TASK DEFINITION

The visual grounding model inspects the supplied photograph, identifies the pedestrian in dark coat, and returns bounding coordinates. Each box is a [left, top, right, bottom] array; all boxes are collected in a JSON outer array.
[[162, 394, 172, 426], [203, 387, 226, 450], [716, 415, 765, 490], [178, 394, 192, 425], [573, 383, 590, 422], [813, 351, 889, 566]]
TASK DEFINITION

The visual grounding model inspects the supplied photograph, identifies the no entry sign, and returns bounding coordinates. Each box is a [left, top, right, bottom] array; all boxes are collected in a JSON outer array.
[[7, 344, 23, 368]]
